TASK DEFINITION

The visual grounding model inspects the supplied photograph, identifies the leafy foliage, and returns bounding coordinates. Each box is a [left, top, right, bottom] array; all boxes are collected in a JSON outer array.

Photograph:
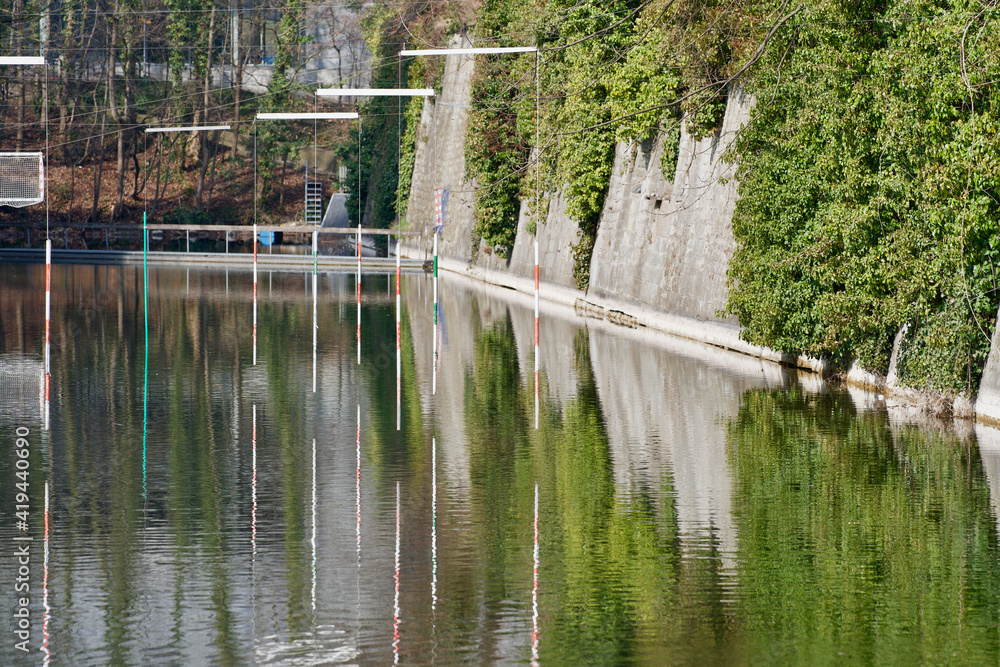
[[466, 0, 735, 285], [727, 0, 1000, 393]]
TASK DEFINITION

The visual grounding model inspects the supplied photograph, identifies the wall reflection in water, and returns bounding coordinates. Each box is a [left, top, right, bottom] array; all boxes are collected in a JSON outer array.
[[0, 262, 999, 664]]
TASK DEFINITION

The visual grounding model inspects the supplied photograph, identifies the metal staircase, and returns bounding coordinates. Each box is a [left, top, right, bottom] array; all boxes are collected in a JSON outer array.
[[305, 180, 324, 226]]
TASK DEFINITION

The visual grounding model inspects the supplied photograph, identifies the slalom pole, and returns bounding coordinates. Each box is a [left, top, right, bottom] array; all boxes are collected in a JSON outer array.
[[253, 222, 258, 365], [357, 223, 362, 365], [433, 233, 438, 396], [534, 240, 539, 430], [396, 244, 401, 431], [313, 233, 318, 393], [357, 116, 362, 366], [44, 239, 51, 413], [144, 211, 149, 356]]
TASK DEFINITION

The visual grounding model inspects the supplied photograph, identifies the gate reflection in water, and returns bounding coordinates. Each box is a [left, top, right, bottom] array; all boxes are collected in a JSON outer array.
[[1, 262, 1000, 664]]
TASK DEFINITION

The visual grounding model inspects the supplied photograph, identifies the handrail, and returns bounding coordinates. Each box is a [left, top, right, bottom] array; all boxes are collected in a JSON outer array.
[[1, 221, 422, 236]]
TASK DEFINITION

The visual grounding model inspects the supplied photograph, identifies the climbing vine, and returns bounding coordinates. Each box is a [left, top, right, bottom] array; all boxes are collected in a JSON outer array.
[[726, 0, 1000, 394], [372, 0, 1000, 396]]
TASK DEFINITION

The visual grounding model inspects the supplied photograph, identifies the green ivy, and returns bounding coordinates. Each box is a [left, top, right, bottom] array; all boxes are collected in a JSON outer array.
[[727, 0, 1000, 394]]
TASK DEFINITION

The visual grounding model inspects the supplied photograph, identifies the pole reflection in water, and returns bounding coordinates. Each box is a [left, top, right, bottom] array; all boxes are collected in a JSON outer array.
[[250, 403, 258, 658], [42, 481, 51, 666], [393, 480, 401, 664], [311, 437, 317, 613], [356, 404, 361, 560], [356, 403, 362, 655], [431, 437, 437, 613], [532, 483, 539, 666], [8, 264, 1000, 664]]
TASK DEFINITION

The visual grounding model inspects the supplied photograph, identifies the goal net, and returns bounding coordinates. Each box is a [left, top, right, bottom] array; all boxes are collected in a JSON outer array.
[[0, 152, 44, 207]]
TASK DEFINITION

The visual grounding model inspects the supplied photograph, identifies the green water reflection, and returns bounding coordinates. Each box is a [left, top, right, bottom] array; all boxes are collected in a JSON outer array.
[[729, 389, 1000, 665], [0, 263, 999, 665]]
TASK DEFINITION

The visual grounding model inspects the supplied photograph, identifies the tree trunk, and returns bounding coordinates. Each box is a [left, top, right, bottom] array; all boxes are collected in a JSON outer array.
[[91, 113, 107, 222], [232, 2, 244, 161], [196, 6, 217, 208], [14, 0, 25, 150]]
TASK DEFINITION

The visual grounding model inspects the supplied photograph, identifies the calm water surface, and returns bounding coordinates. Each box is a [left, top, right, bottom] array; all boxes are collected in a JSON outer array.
[[1, 262, 1000, 665]]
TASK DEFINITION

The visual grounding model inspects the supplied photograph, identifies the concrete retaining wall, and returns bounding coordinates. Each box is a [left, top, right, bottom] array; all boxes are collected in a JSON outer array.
[[403, 48, 1000, 419], [977, 304, 1000, 425], [589, 87, 750, 323]]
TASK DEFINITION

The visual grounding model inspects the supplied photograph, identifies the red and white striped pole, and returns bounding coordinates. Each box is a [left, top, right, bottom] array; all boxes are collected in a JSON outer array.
[[44, 239, 51, 417], [432, 232, 438, 396], [313, 231, 318, 393], [357, 224, 362, 365], [534, 240, 539, 430], [253, 223, 258, 366], [396, 244, 401, 431]]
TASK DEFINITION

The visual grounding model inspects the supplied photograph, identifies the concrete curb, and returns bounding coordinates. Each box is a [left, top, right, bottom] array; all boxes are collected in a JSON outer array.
[[434, 253, 829, 374]]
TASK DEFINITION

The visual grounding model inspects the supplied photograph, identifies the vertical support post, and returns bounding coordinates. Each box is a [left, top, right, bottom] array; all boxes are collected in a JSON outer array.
[[534, 49, 541, 432], [534, 240, 539, 430], [186, 229, 190, 252], [433, 233, 438, 396], [253, 222, 258, 365], [396, 243, 401, 431], [105, 228, 109, 250], [225, 230, 229, 254], [357, 223, 361, 365], [44, 239, 51, 411], [143, 212, 148, 350], [313, 232, 318, 393]]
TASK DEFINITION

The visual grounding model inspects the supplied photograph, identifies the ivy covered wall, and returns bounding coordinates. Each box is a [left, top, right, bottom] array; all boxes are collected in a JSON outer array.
[[371, 0, 1000, 398]]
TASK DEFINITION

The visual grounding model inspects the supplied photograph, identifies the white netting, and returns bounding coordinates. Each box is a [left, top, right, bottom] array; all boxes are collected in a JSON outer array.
[[0, 355, 43, 422], [0, 152, 44, 207]]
